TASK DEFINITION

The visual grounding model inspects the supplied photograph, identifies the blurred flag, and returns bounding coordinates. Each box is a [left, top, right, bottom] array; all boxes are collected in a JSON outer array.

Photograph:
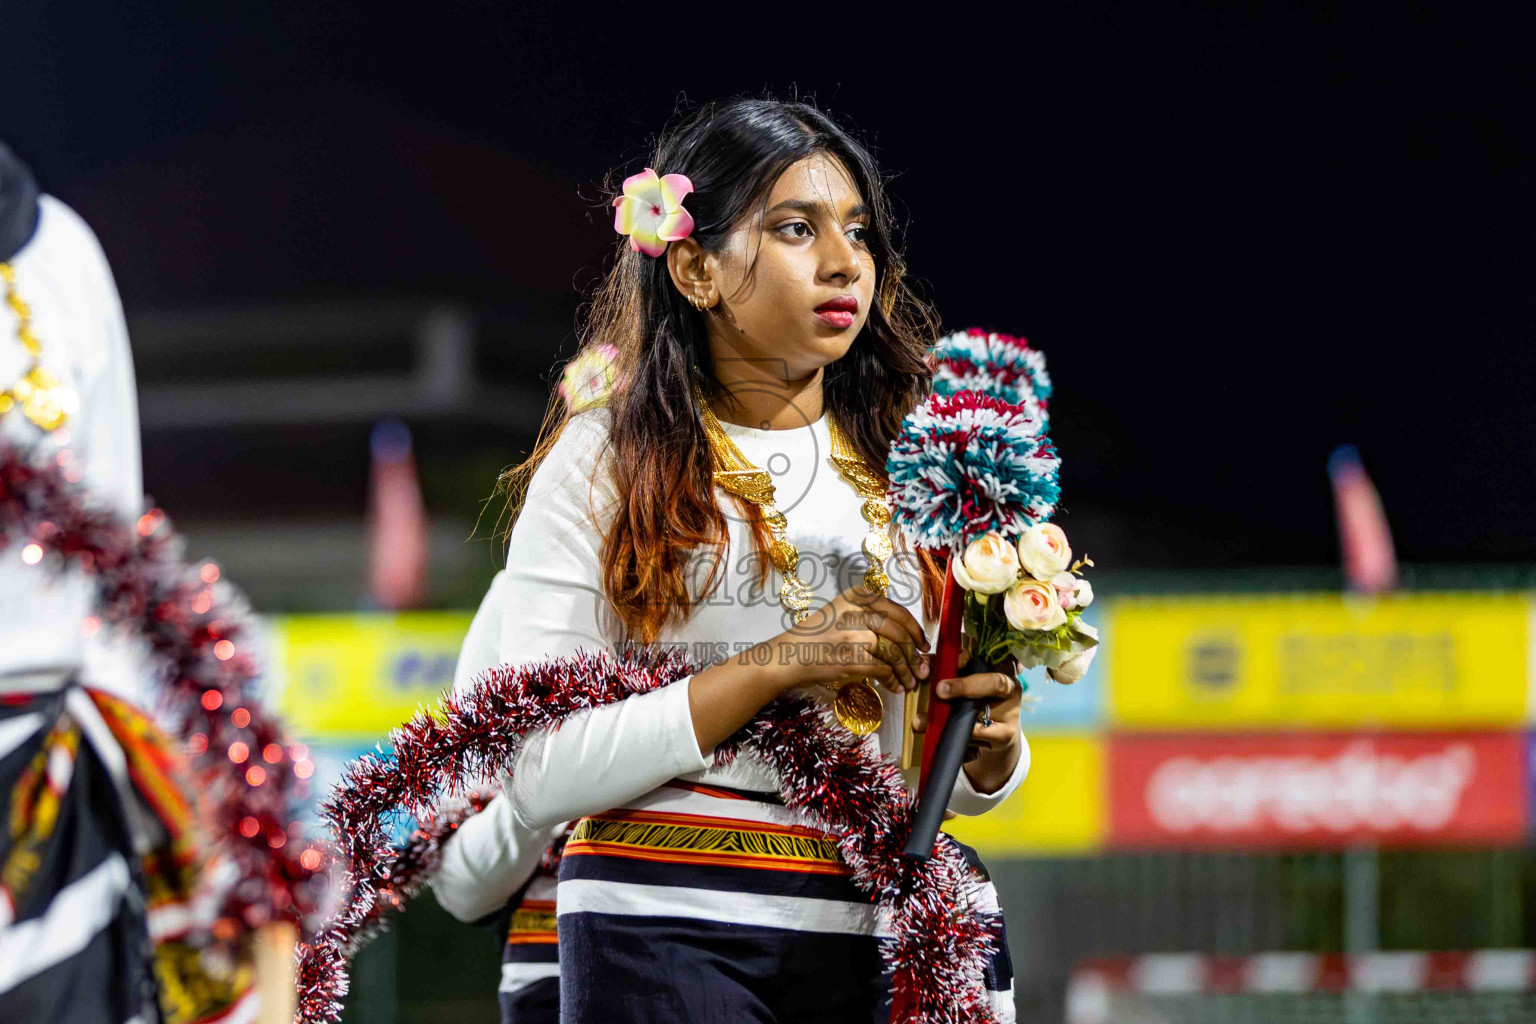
[[1328, 445, 1397, 593], [367, 418, 428, 609]]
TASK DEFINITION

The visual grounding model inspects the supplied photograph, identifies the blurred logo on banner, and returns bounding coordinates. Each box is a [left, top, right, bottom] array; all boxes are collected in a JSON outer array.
[[1106, 593, 1531, 730], [1108, 732, 1528, 849], [267, 612, 473, 738]]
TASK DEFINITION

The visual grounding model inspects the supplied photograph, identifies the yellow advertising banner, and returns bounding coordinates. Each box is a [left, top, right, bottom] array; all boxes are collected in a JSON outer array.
[[943, 732, 1106, 856], [269, 612, 474, 739], [1107, 592, 1531, 729]]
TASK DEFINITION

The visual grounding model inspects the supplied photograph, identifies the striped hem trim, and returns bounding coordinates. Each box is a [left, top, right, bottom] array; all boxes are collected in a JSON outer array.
[[499, 961, 561, 995], [557, 878, 889, 937], [506, 933, 558, 946], [623, 785, 808, 828], [507, 899, 558, 945], [662, 779, 781, 803], [564, 840, 849, 876]]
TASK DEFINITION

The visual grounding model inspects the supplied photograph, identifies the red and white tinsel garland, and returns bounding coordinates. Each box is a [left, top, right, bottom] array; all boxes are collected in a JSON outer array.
[[298, 644, 999, 1024], [340, 789, 498, 955], [0, 441, 318, 937], [290, 787, 498, 1021]]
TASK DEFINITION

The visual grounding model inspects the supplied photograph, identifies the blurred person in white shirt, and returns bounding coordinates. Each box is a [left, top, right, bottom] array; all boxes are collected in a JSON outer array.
[[0, 140, 243, 1024]]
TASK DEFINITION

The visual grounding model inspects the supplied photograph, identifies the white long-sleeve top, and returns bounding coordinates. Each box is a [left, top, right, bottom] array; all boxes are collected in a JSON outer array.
[[470, 402, 1030, 836], [431, 571, 566, 923], [0, 195, 145, 697]]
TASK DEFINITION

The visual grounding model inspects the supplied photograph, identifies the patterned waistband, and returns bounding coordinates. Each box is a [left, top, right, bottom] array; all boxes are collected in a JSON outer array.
[[564, 805, 847, 877], [506, 898, 557, 946]]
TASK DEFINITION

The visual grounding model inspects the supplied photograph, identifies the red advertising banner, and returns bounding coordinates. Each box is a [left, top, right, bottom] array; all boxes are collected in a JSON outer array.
[[1109, 732, 1528, 849]]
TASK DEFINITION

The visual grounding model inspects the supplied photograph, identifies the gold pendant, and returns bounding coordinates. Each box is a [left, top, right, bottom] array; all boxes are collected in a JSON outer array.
[[779, 576, 813, 613], [769, 538, 799, 572], [862, 530, 893, 562], [832, 680, 884, 737], [714, 468, 776, 506]]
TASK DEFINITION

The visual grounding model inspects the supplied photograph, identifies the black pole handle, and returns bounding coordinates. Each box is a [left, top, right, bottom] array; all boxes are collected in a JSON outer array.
[[902, 653, 993, 861]]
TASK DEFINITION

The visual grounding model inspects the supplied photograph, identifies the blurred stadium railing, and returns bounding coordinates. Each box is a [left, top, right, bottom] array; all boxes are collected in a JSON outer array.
[[1067, 951, 1536, 1024], [130, 302, 546, 430], [128, 301, 571, 612]]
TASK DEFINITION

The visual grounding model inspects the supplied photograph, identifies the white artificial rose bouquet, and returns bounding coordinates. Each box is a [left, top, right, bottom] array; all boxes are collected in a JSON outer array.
[[952, 533, 1021, 594], [953, 525, 1099, 690], [1017, 522, 1072, 580], [1004, 578, 1067, 632], [1048, 643, 1098, 684]]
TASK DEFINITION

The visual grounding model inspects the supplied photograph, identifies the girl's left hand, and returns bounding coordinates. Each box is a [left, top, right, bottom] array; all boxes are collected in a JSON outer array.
[[910, 661, 1022, 792]]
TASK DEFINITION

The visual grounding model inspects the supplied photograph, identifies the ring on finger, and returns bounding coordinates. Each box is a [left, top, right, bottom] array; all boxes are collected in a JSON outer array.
[[979, 705, 994, 728]]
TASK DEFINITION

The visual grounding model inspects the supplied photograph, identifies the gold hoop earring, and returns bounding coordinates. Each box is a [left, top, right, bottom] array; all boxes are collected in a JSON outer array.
[[690, 293, 708, 311]]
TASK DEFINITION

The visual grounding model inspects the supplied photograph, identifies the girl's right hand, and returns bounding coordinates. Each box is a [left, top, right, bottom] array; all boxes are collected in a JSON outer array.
[[755, 585, 932, 696]]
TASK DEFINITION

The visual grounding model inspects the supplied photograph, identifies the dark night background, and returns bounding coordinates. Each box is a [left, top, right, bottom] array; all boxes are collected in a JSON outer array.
[[5, 3, 1533, 574]]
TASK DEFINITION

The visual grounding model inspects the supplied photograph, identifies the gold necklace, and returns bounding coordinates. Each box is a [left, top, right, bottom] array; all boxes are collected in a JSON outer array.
[[692, 380, 892, 736], [0, 262, 72, 432]]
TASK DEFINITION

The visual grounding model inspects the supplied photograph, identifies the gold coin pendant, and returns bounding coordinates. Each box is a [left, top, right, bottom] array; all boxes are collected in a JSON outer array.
[[862, 531, 893, 563], [833, 680, 884, 737], [769, 538, 800, 572], [780, 576, 813, 613]]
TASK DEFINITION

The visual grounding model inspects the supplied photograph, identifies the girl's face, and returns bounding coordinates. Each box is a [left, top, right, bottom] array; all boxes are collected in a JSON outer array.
[[703, 152, 877, 381]]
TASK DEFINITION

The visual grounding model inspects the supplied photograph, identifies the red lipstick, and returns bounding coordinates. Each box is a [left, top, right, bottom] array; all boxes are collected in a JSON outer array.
[[814, 295, 858, 328]]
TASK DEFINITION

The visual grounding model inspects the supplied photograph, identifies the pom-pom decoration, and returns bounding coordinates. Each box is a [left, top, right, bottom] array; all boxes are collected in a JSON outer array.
[[0, 440, 319, 942], [930, 328, 1052, 424], [886, 390, 1059, 556], [893, 339, 1086, 873], [297, 644, 1000, 1024]]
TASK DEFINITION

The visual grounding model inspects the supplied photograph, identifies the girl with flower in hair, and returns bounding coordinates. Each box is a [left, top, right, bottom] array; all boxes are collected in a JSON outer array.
[[436, 97, 1028, 1023]]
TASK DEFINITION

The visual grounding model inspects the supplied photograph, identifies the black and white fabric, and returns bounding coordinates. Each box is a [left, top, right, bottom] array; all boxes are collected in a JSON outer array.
[[0, 671, 162, 1024], [551, 779, 1017, 1023], [555, 780, 890, 1023], [949, 839, 1017, 1023], [494, 869, 560, 1023]]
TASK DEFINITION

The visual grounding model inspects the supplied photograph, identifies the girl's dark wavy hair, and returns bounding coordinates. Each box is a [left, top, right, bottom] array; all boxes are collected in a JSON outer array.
[[497, 96, 944, 644]]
